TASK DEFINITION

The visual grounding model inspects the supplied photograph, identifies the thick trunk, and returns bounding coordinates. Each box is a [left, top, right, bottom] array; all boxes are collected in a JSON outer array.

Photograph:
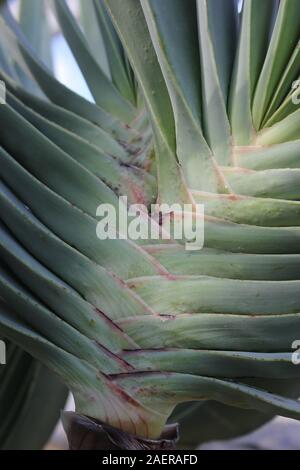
[[62, 412, 179, 450]]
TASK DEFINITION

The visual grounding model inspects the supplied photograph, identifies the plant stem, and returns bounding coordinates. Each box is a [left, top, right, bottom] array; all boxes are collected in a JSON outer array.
[[62, 412, 179, 450]]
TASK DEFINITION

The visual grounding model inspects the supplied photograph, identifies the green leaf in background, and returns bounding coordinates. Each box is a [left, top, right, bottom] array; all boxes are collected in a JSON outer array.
[[19, 0, 53, 70], [0, 342, 67, 450]]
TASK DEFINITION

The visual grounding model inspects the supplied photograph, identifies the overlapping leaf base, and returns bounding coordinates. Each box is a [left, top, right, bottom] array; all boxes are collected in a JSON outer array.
[[0, 0, 300, 447]]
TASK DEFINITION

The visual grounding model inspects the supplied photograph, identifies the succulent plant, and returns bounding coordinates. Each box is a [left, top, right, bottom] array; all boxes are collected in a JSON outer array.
[[0, 0, 300, 449]]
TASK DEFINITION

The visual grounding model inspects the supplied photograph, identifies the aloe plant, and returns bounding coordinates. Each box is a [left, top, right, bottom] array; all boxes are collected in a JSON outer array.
[[0, 0, 300, 450]]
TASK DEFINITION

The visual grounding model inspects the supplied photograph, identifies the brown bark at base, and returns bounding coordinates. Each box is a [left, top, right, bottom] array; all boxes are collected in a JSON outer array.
[[62, 412, 179, 450]]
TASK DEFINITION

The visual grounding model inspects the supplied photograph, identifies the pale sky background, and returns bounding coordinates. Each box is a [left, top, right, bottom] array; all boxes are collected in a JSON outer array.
[[9, 0, 92, 99]]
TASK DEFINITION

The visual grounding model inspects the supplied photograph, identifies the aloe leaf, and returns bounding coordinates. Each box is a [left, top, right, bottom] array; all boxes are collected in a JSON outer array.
[[0, 181, 154, 321], [263, 81, 300, 128], [0, 71, 132, 157], [252, 0, 300, 129], [0, 103, 121, 215], [263, 40, 300, 125], [19, 46, 137, 140], [0, 11, 37, 89], [141, 0, 221, 190], [0, 148, 159, 282], [1, 0, 300, 447], [124, 349, 299, 379], [222, 168, 300, 201], [196, 0, 233, 164], [105, 0, 192, 204], [256, 108, 300, 145], [195, 193, 300, 226], [114, 373, 300, 423], [51, 0, 135, 122], [0, 258, 118, 372], [19, 0, 53, 70], [0, 218, 134, 351], [5, 87, 156, 205], [0, 302, 93, 386], [129, 275, 300, 315], [149, 246, 300, 281], [1, 362, 67, 450], [79, 0, 110, 78], [204, 218, 300, 254], [0, 7, 135, 138], [229, 0, 277, 144], [173, 401, 271, 448], [92, 0, 136, 105], [235, 140, 300, 170], [174, 376, 300, 448], [0, 347, 35, 443]]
